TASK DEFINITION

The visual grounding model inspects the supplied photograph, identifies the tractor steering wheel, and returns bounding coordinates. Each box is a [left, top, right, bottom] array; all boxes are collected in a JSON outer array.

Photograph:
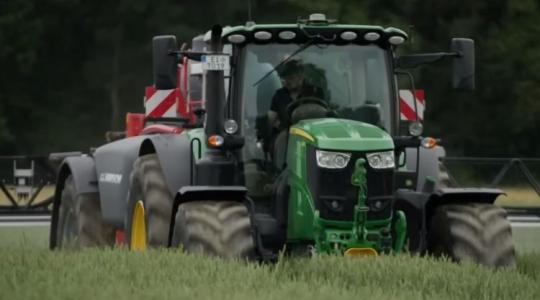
[[286, 96, 330, 121]]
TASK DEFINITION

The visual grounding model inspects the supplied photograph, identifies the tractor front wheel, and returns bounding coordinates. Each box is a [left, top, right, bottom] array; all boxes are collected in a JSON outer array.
[[428, 203, 516, 267], [54, 175, 115, 249], [172, 201, 255, 258]]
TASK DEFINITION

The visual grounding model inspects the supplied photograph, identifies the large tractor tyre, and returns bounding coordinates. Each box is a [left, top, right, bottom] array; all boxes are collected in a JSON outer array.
[[172, 201, 255, 258], [428, 203, 516, 267], [55, 175, 115, 249], [126, 154, 173, 249]]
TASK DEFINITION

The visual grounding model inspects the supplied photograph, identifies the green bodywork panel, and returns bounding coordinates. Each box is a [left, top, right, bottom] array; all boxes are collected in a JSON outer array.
[[286, 118, 405, 254], [183, 128, 206, 160], [292, 118, 394, 151]]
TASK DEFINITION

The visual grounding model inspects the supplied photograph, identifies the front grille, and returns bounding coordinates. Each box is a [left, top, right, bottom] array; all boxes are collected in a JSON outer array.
[[306, 146, 394, 221]]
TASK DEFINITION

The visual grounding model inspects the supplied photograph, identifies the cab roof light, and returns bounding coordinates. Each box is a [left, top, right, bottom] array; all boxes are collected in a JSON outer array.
[[278, 30, 296, 40], [389, 35, 405, 45], [254, 31, 272, 40], [364, 32, 381, 42], [340, 31, 357, 41], [227, 34, 246, 44]]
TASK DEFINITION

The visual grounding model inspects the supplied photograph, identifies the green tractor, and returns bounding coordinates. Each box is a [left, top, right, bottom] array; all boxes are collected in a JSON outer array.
[[50, 14, 515, 267]]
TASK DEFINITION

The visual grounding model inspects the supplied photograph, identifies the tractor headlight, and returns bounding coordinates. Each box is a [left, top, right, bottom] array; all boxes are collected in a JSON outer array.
[[224, 119, 238, 134], [366, 151, 395, 169], [316, 150, 351, 169]]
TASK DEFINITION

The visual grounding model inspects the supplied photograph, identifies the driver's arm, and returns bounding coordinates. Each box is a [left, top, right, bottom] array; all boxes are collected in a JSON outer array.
[[268, 93, 281, 128], [267, 110, 279, 128]]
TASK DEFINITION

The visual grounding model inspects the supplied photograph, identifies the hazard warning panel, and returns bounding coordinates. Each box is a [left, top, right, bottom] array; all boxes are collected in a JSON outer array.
[[399, 89, 425, 121], [144, 86, 179, 118]]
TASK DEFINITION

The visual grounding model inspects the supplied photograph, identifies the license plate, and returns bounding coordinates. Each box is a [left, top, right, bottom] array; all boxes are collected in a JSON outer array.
[[201, 55, 230, 71]]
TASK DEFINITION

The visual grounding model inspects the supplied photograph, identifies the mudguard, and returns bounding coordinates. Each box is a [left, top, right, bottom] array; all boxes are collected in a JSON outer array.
[[170, 186, 248, 228], [139, 134, 193, 197], [57, 155, 99, 194], [395, 187, 503, 253], [93, 133, 192, 227], [50, 155, 99, 249]]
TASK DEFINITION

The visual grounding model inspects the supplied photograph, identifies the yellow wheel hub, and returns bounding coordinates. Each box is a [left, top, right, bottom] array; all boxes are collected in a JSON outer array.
[[130, 200, 147, 250]]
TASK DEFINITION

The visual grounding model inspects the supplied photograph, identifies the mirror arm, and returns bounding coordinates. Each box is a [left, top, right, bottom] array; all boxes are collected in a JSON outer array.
[[395, 52, 460, 69], [168, 50, 231, 62], [168, 50, 204, 61]]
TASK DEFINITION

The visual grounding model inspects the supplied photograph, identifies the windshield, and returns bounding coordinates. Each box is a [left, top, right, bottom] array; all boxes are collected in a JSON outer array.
[[238, 43, 392, 159], [240, 43, 392, 131]]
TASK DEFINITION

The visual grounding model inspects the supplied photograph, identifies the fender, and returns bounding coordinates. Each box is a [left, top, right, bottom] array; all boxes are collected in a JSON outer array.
[[395, 187, 503, 253], [168, 186, 248, 243], [138, 133, 193, 197], [93, 133, 193, 227], [50, 155, 98, 249], [93, 136, 147, 227]]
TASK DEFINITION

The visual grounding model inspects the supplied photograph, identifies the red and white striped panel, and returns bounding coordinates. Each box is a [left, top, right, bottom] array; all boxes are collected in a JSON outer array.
[[144, 86, 179, 118], [399, 89, 425, 121]]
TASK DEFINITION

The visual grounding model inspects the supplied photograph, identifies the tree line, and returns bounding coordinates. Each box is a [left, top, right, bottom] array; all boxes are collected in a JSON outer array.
[[0, 0, 538, 157]]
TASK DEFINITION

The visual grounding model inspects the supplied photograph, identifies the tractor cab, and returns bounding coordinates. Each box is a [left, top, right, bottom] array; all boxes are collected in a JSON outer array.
[[229, 21, 400, 201]]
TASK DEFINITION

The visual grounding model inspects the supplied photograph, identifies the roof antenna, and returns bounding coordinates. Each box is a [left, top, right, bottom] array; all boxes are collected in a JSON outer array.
[[246, 0, 255, 26], [408, 25, 415, 45], [248, 0, 252, 20]]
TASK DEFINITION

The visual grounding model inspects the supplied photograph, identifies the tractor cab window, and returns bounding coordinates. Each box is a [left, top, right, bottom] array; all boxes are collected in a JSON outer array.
[[238, 43, 393, 198]]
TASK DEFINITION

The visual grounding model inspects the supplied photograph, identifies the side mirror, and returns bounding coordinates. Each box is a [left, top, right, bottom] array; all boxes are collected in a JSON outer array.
[[153, 35, 178, 90], [451, 38, 475, 91]]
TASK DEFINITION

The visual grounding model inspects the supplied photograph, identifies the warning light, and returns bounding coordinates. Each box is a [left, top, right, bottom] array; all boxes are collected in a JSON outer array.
[[421, 137, 438, 149], [208, 135, 224, 147]]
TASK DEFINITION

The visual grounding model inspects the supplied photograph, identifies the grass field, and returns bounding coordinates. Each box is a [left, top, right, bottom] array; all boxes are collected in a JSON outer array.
[[0, 226, 539, 300], [0, 247, 539, 300], [495, 187, 540, 207], [0, 184, 537, 300]]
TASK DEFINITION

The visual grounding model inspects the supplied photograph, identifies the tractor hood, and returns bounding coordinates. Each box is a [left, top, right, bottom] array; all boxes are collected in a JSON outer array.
[[291, 118, 394, 151]]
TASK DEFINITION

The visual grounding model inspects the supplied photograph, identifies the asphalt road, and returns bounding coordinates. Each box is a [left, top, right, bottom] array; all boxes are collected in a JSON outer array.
[[1, 214, 539, 227], [0, 214, 538, 252], [0, 215, 51, 227]]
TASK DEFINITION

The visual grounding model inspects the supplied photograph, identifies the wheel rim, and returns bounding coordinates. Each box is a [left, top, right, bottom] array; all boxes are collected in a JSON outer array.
[[130, 200, 147, 250]]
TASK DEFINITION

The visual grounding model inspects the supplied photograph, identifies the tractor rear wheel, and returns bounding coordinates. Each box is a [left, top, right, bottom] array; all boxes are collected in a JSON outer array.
[[172, 201, 255, 258], [55, 175, 115, 248], [428, 203, 516, 267], [126, 154, 173, 249]]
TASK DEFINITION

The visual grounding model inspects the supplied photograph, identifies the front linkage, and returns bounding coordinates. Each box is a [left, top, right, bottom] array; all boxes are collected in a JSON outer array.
[[313, 159, 407, 256]]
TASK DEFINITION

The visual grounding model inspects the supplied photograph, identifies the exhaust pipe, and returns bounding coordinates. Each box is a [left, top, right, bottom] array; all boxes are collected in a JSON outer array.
[[195, 25, 236, 186], [204, 25, 225, 147]]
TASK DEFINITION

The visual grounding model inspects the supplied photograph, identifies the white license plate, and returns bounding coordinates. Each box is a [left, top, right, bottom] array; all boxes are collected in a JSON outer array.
[[201, 55, 230, 71]]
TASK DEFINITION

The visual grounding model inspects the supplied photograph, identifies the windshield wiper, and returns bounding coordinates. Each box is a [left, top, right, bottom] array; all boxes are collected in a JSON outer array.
[[252, 39, 316, 87]]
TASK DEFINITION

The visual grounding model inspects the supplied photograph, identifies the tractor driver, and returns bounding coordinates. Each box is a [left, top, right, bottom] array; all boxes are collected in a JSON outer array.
[[263, 60, 325, 168], [268, 59, 323, 130]]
